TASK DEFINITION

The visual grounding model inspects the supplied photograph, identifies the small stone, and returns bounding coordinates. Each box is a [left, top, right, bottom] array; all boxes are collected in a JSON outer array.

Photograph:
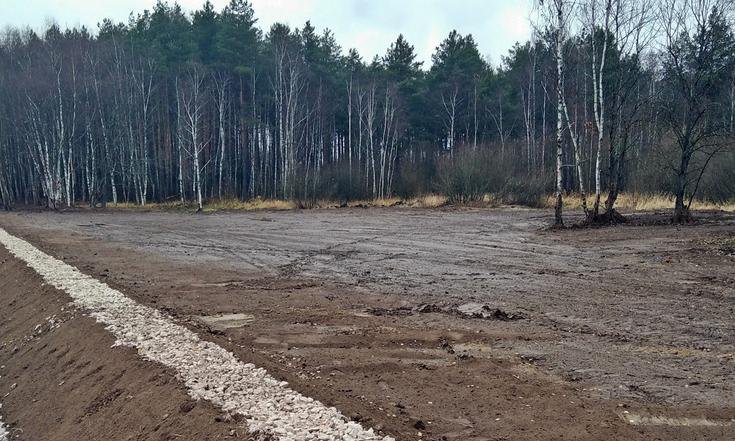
[[179, 401, 196, 414]]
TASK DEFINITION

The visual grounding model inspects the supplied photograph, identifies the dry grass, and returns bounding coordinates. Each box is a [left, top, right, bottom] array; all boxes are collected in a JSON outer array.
[[99, 198, 297, 212], [344, 197, 403, 208], [351, 194, 449, 208], [332, 194, 448, 209], [98, 192, 734, 213], [100, 200, 190, 211], [407, 194, 449, 208], [101, 194, 450, 212], [203, 198, 297, 212], [543, 193, 735, 212]]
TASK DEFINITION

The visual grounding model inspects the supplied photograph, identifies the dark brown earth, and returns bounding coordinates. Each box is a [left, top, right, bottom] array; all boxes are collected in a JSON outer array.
[[0, 246, 252, 441], [0, 207, 733, 440]]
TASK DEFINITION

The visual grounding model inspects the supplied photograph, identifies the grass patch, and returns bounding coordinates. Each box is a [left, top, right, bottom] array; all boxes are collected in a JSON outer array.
[[344, 197, 403, 208], [95, 192, 735, 213], [344, 194, 449, 209], [543, 193, 735, 212], [203, 198, 297, 212], [98, 200, 192, 211], [406, 194, 449, 208]]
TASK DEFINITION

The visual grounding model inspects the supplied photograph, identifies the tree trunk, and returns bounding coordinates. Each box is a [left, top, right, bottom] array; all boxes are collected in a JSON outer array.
[[553, 0, 566, 227]]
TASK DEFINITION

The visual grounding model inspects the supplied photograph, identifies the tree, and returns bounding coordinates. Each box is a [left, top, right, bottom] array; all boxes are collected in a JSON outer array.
[[660, 0, 735, 222], [0, 0, 734, 218], [537, 0, 576, 226], [179, 63, 207, 210], [192, 0, 219, 66], [429, 31, 486, 151], [383, 34, 423, 82], [139, 1, 193, 69], [582, 0, 656, 223]]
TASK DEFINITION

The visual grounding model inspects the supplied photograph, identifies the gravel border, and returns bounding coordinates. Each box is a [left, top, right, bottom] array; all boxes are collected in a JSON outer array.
[[0, 228, 392, 441], [0, 404, 7, 441]]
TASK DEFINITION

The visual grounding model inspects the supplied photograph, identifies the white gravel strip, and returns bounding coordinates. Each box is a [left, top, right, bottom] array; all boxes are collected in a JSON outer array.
[[0, 228, 392, 441], [0, 405, 8, 441]]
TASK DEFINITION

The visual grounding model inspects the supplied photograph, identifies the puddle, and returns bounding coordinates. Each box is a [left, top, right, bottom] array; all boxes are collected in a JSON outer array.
[[196, 313, 254, 331], [190, 281, 245, 288], [619, 411, 734, 427]]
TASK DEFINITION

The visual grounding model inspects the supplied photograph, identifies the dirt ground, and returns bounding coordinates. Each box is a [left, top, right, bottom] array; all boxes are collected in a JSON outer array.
[[0, 245, 251, 441], [0, 207, 733, 440]]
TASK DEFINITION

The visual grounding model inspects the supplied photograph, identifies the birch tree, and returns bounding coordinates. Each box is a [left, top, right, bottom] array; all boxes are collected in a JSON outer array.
[[179, 64, 207, 211], [537, 0, 575, 226], [586, 0, 613, 217]]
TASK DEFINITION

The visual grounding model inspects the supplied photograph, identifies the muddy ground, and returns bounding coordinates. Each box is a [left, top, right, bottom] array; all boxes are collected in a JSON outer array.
[[0, 207, 733, 440], [0, 244, 250, 441]]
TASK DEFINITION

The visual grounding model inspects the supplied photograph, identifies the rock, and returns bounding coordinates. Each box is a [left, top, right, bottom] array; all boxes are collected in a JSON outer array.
[[367, 306, 412, 317], [179, 400, 196, 414], [415, 304, 442, 313], [439, 339, 455, 354], [456, 303, 524, 320]]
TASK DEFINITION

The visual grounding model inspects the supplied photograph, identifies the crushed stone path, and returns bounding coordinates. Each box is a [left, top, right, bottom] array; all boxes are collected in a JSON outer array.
[[0, 407, 7, 441], [0, 228, 392, 441]]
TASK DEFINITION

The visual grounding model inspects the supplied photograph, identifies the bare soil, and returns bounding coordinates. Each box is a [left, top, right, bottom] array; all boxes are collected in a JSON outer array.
[[0, 246, 252, 440], [0, 207, 733, 440]]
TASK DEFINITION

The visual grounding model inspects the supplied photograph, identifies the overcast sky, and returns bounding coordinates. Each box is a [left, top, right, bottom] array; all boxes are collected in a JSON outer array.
[[1, 0, 532, 66]]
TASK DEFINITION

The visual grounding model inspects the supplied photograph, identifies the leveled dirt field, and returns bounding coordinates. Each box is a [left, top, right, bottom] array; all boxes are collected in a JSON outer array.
[[0, 207, 733, 440]]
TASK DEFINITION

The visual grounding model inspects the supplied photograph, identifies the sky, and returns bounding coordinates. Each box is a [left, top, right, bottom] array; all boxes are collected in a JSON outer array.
[[0, 0, 532, 67]]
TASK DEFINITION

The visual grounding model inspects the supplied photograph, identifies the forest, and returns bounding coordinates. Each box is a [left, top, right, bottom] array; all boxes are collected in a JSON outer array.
[[0, 0, 733, 224]]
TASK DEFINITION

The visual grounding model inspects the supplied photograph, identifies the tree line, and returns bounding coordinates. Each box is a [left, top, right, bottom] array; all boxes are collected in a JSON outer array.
[[0, 0, 733, 223]]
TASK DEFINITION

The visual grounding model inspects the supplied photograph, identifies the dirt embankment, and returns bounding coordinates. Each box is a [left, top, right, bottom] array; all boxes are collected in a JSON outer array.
[[0, 246, 252, 441]]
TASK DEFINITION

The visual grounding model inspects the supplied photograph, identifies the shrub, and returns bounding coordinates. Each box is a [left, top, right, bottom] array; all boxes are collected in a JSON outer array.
[[438, 149, 492, 203], [498, 174, 551, 207]]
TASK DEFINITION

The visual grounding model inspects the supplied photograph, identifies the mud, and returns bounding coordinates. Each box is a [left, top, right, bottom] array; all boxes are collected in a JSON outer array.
[[1, 207, 734, 440]]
